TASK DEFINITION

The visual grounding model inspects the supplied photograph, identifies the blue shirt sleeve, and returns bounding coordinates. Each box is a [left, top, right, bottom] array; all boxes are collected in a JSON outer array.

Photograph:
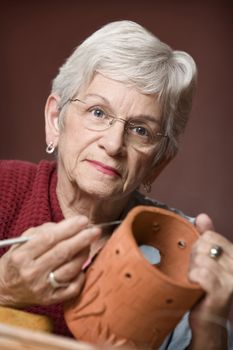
[[158, 313, 191, 350]]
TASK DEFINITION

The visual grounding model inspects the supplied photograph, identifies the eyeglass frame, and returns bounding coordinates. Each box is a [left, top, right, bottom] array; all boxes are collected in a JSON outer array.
[[60, 96, 169, 150]]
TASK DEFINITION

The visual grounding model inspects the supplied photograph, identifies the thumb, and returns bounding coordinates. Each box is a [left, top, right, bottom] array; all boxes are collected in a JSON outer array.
[[195, 213, 215, 234]]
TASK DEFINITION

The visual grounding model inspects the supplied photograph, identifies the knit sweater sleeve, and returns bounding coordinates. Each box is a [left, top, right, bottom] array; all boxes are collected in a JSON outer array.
[[0, 160, 37, 241], [0, 160, 72, 336]]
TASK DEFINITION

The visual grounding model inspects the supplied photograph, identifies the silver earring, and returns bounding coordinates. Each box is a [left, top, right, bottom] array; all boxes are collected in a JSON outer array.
[[46, 142, 55, 154], [143, 181, 152, 193]]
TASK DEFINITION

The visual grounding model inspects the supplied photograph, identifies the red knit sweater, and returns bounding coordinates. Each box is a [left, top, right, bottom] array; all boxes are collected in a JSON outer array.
[[0, 159, 72, 336]]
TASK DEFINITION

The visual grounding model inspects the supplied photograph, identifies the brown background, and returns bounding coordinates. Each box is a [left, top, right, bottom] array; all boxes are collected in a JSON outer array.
[[0, 0, 232, 317]]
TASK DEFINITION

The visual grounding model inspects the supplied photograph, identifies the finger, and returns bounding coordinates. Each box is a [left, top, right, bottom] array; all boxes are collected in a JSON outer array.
[[189, 265, 219, 293], [48, 272, 86, 304], [17, 215, 89, 260], [190, 247, 233, 277], [35, 226, 101, 270], [195, 213, 215, 233], [188, 264, 233, 306], [192, 231, 233, 261], [49, 250, 89, 283]]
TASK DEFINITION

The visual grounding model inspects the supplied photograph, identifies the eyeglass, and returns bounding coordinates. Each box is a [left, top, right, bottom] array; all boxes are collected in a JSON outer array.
[[68, 97, 168, 150]]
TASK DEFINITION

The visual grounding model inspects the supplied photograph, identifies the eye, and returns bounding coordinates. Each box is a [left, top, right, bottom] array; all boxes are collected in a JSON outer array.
[[134, 126, 149, 137], [129, 123, 151, 139], [90, 107, 106, 119]]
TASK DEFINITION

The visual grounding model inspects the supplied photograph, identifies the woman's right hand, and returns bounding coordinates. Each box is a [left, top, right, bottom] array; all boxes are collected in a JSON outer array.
[[0, 215, 101, 307]]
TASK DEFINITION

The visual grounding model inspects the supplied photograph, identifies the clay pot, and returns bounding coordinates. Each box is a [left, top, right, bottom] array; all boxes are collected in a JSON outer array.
[[64, 206, 204, 349]]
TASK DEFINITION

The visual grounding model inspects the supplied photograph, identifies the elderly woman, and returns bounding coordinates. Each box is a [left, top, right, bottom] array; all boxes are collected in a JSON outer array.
[[0, 20, 232, 349]]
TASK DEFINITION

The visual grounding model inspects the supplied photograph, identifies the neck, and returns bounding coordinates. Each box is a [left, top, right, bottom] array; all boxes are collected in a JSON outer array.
[[56, 178, 131, 225]]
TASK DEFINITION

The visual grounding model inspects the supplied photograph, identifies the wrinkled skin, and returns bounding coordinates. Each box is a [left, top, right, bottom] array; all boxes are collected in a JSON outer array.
[[0, 216, 101, 306], [188, 213, 233, 349]]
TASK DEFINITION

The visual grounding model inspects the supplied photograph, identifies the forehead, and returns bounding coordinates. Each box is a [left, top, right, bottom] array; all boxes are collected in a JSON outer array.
[[79, 73, 161, 118]]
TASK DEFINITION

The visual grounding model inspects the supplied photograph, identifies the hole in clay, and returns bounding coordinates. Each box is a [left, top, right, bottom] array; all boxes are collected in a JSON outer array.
[[152, 222, 160, 232], [115, 249, 120, 254], [178, 240, 186, 248], [166, 299, 173, 304], [125, 272, 132, 278]]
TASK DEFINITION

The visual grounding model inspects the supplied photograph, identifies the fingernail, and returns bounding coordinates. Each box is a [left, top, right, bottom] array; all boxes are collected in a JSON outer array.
[[70, 215, 89, 226], [89, 227, 102, 238]]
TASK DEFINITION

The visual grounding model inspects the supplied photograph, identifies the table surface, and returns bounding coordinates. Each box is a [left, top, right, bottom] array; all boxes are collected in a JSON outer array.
[[0, 322, 98, 350]]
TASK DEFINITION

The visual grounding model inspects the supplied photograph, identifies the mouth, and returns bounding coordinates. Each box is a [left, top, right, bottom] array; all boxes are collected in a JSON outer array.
[[86, 160, 121, 177]]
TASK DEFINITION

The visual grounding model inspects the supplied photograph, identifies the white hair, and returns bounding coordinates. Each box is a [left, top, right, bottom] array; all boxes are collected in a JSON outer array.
[[52, 20, 197, 164]]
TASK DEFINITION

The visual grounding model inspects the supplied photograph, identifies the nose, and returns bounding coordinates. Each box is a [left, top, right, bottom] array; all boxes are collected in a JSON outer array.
[[98, 121, 127, 156]]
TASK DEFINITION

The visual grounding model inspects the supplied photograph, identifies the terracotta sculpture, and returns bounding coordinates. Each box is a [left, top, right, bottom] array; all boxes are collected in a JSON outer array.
[[64, 206, 204, 349]]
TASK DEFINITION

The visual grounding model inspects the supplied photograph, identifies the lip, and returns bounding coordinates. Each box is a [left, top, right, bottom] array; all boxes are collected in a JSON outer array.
[[86, 160, 121, 177]]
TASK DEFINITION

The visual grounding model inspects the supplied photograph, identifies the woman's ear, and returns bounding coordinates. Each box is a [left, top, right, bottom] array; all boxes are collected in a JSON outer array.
[[44, 94, 61, 146]]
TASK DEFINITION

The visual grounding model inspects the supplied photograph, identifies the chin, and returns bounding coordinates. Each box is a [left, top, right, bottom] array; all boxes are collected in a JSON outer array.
[[81, 183, 121, 200]]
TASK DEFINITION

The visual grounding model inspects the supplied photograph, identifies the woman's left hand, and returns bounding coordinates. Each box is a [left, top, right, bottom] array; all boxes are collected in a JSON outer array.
[[187, 213, 233, 349]]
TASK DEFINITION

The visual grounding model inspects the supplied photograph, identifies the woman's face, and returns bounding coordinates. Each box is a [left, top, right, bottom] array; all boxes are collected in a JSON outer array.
[[46, 74, 163, 201]]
